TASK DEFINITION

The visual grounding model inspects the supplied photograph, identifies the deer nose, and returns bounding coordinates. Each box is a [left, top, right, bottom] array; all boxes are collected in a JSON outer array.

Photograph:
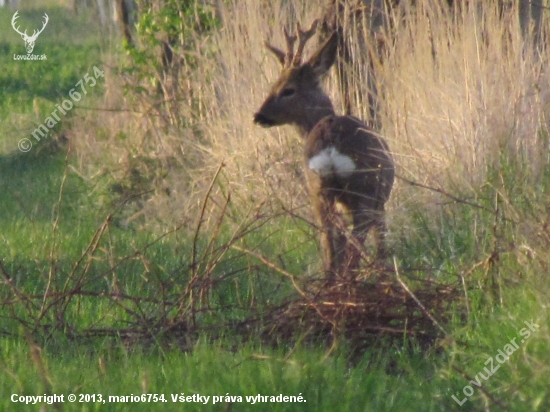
[[253, 112, 275, 127]]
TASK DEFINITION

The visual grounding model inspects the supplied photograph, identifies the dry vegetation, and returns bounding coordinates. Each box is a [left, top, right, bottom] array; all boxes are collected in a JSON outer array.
[[72, 0, 549, 229], [62, 0, 550, 345]]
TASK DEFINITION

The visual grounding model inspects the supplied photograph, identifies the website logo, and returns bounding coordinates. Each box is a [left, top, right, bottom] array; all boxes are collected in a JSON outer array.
[[12, 11, 48, 60]]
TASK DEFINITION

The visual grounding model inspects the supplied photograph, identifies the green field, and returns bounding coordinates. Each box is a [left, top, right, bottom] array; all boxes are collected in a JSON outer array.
[[1, 1, 549, 411]]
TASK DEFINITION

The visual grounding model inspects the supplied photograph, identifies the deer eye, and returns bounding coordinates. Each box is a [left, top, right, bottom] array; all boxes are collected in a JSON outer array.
[[280, 88, 296, 98]]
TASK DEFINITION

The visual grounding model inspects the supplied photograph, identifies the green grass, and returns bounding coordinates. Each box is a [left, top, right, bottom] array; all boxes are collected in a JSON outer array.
[[1, 314, 546, 412], [2, 144, 548, 412], [0, 339, 450, 412]]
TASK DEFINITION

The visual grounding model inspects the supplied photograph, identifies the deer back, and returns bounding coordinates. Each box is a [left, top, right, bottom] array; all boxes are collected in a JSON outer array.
[[305, 115, 394, 206]]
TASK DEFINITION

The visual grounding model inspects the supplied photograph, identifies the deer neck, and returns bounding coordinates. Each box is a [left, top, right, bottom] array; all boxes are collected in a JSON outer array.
[[295, 104, 335, 138]]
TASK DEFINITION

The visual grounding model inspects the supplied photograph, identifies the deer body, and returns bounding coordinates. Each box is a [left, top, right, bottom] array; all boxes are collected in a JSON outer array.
[[254, 22, 394, 277]]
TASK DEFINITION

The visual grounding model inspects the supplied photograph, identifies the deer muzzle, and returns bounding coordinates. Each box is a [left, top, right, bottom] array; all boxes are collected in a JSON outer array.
[[253, 112, 276, 127]]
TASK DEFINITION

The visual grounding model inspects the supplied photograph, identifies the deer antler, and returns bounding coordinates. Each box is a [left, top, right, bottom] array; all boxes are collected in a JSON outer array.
[[291, 20, 318, 67], [282, 27, 297, 67], [264, 19, 319, 68]]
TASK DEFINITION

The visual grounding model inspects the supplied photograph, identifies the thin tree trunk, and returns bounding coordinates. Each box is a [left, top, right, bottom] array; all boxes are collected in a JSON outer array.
[[117, 0, 134, 46], [320, 0, 385, 126], [97, 0, 108, 25], [520, 0, 544, 48], [530, 0, 544, 48]]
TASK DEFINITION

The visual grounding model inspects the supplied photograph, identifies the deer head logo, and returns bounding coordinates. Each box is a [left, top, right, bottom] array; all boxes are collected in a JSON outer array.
[[12, 11, 49, 54]]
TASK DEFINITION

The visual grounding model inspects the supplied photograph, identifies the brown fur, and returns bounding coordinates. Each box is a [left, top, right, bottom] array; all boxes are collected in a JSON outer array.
[[254, 22, 394, 278]]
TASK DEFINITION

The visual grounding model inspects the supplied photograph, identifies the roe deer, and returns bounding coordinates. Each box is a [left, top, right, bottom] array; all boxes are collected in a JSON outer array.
[[253, 21, 394, 278]]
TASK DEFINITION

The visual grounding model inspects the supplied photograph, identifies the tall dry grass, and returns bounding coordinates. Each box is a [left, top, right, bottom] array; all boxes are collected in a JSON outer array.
[[381, 1, 549, 187], [74, 0, 550, 233]]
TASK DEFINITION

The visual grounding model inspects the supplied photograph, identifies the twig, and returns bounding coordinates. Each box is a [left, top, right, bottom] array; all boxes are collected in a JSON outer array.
[[393, 257, 447, 336], [459, 273, 470, 318], [231, 246, 307, 298], [396, 174, 517, 224], [192, 162, 225, 278], [452, 365, 510, 411], [40, 149, 70, 322], [0, 259, 39, 316]]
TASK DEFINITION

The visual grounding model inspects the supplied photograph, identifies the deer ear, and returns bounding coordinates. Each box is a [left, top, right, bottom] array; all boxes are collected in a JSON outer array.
[[307, 32, 338, 78], [265, 42, 286, 67]]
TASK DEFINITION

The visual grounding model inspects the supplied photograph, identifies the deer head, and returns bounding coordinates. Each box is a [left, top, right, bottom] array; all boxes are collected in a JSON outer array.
[[12, 11, 49, 54], [254, 20, 339, 135]]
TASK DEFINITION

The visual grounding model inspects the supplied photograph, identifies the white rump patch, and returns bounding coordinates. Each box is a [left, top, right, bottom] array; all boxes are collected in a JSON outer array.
[[308, 147, 356, 178]]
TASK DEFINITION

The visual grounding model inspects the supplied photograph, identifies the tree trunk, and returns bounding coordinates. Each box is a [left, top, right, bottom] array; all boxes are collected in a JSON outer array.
[[520, 0, 544, 48], [320, 0, 385, 126], [97, 0, 108, 25], [116, 0, 134, 46]]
